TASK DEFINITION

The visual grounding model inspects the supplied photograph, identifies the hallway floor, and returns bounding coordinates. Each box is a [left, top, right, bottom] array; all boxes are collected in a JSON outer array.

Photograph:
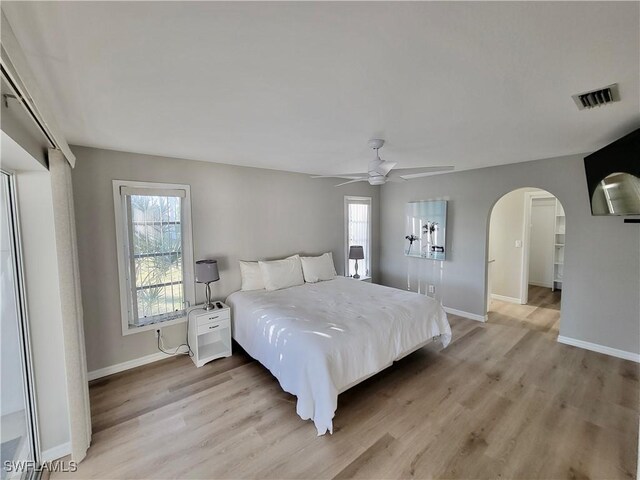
[[489, 284, 561, 339]]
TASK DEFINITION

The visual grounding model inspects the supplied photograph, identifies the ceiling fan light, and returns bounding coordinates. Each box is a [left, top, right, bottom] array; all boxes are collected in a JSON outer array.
[[368, 176, 387, 186]]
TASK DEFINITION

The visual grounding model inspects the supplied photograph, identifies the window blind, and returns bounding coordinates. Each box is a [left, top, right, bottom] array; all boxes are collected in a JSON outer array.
[[125, 193, 185, 326], [346, 197, 371, 277]]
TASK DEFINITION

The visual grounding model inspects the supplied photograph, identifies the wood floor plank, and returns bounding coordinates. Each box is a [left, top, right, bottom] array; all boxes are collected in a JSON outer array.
[[53, 285, 638, 479], [332, 433, 398, 480]]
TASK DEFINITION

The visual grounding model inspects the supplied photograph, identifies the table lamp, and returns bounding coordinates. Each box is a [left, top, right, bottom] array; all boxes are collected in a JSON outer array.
[[195, 259, 220, 310], [348, 246, 365, 279]]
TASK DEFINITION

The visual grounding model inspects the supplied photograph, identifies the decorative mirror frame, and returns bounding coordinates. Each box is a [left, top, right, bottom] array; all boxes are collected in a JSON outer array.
[[405, 200, 447, 260]]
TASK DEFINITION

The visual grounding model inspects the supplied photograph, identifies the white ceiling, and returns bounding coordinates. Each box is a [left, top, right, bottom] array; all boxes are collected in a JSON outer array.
[[2, 1, 639, 175]]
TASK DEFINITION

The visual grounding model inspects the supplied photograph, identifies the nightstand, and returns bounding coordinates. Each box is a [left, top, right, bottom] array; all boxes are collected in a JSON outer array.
[[188, 303, 232, 367]]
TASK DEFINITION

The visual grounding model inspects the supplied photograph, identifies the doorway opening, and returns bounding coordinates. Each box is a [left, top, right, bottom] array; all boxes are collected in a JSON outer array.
[[486, 188, 565, 336]]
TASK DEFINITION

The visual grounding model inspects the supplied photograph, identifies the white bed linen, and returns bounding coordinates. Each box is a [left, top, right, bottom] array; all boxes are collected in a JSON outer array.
[[226, 277, 451, 435]]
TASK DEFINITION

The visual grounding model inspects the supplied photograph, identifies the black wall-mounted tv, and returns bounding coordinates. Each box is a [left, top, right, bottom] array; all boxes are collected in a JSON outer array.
[[584, 128, 640, 216]]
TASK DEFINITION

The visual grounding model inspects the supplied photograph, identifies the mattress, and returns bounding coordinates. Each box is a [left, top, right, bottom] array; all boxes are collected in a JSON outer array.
[[226, 277, 451, 435]]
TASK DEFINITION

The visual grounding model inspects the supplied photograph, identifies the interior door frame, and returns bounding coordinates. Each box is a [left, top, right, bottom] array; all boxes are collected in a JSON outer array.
[[521, 191, 556, 304]]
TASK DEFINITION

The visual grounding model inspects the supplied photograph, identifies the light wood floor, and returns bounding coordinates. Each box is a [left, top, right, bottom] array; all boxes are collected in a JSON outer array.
[[54, 286, 638, 479]]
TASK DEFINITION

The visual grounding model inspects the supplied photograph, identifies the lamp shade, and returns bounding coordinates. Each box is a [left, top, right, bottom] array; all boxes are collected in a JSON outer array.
[[348, 245, 365, 260], [195, 259, 220, 283]]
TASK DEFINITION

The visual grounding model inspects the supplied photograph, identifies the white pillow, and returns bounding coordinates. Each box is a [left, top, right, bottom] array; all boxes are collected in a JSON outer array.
[[327, 252, 337, 276], [300, 253, 337, 283], [259, 255, 304, 291], [239, 261, 265, 291]]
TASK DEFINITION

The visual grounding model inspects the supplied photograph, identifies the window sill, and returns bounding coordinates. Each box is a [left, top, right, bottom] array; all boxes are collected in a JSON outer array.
[[121, 315, 187, 336]]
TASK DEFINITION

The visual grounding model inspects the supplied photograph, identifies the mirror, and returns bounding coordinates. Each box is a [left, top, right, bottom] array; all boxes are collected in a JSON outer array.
[[591, 172, 640, 215], [405, 200, 447, 260]]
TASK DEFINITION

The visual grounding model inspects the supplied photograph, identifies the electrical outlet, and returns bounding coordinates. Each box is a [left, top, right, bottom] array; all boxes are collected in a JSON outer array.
[[515, 240, 523, 248], [428, 284, 435, 294]]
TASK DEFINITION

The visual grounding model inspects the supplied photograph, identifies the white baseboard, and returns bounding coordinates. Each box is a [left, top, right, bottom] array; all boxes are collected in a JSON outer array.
[[443, 307, 487, 323], [88, 351, 168, 381], [558, 336, 640, 363], [41, 442, 71, 462], [491, 294, 522, 304], [529, 281, 552, 288]]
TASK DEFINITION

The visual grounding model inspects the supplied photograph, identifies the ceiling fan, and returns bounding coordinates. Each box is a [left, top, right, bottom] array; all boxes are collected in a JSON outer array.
[[312, 139, 454, 186]]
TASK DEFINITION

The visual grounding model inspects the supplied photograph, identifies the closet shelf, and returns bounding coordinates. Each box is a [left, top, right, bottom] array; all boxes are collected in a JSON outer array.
[[552, 198, 565, 292]]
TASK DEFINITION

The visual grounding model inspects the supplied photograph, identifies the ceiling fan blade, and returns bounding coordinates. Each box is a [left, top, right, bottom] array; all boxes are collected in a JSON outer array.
[[388, 166, 455, 178], [335, 178, 369, 187], [375, 160, 397, 176], [387, 176, 408, 183], [311, 173, 368, 180]]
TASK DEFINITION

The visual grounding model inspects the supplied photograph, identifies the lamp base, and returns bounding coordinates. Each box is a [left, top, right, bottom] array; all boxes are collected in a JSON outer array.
[[353, 274, 360, 279], [203, 282, 214, 310]]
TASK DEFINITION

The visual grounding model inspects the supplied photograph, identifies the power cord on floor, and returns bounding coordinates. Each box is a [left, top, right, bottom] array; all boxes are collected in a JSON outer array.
[[156, 328, 193, 357]]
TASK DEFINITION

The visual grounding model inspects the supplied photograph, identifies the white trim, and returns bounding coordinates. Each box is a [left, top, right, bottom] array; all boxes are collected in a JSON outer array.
[[87, 351, 168, 381], [443, 306, 487, 322], [491, 293, 523, 304], [528, 281, 553, 288], [558, 336, 640, 363], [41, 442, 71, 462], [113, 180, 196, 336], [521, 192, 533, 305]]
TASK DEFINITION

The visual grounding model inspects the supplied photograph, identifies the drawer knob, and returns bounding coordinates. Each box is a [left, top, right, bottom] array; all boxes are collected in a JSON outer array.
[[209, 325, 219, 330]]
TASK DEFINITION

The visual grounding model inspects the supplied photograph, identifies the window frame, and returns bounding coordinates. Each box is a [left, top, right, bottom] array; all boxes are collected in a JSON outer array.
[[113, 180, 195, 336], [344, 195, 372, 278]]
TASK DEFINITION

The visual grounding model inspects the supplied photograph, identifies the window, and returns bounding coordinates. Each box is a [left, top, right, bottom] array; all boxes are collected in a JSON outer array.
[[113, 181, 195, 335], [344, 196, 372, 278]]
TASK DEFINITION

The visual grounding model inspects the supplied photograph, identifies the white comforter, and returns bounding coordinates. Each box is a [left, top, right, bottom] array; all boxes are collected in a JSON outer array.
[[226, 277, 451, 435]]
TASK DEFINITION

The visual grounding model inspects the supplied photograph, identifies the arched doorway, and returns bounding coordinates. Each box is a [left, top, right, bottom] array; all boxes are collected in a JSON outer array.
[[486, 188, 566, 337]]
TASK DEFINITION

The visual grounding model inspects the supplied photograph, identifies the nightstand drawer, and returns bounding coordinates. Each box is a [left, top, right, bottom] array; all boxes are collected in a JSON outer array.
[[197, 317, 230, 336], [195, 310, 230, 327]]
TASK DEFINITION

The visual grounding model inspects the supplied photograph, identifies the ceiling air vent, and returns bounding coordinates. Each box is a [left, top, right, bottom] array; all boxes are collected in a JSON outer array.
[[572, 84, 620, 110]]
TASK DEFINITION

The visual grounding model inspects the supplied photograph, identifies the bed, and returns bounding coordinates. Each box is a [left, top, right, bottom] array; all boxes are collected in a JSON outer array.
[[226, 276, 451, 435]]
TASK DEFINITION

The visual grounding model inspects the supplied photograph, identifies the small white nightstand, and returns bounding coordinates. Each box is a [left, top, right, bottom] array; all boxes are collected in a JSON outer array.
[[188, 303, 232, 367]]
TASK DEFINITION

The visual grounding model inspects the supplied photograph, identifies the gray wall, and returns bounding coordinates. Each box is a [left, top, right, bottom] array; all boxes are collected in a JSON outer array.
[[380, 154, 640, 355], [71, 146, 379, 372]]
